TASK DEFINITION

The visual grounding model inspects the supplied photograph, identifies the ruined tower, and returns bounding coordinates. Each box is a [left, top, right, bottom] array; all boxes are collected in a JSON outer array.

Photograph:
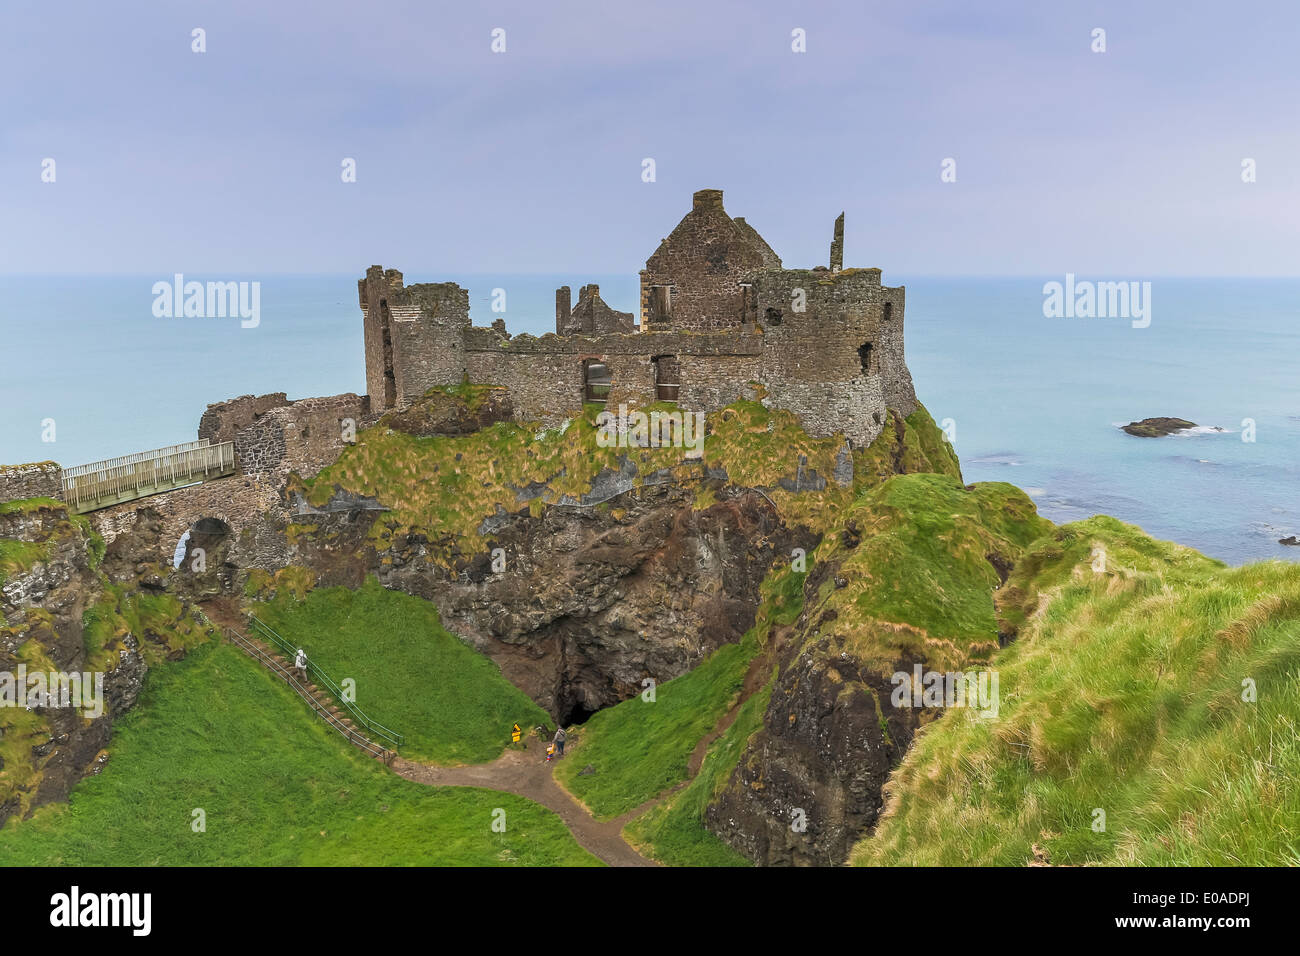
[[555, 285, 572, 334]]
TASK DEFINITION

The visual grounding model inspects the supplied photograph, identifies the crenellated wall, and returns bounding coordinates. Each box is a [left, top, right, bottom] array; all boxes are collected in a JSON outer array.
[[752, 267, 915, 445]]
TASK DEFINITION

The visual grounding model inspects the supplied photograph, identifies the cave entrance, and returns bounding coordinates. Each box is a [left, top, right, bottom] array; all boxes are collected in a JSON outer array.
[[554, 678, 601, 727], [558, 700, 599, 727]]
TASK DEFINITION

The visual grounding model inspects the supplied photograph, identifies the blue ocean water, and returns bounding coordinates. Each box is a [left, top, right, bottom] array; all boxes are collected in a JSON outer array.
[[1, 275, 1296, 565]]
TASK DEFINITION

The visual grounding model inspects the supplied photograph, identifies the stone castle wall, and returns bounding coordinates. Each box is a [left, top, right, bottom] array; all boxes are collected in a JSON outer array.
[[752, 268, 915, 445], [198, 393, 291, 445], [358, 187, 917, 447], [360, 266, 470, 409], [459, 329, 764, 427], [232, 393, 371, 477], [0, 462, 63, 502], [640, 189, 774, 332]]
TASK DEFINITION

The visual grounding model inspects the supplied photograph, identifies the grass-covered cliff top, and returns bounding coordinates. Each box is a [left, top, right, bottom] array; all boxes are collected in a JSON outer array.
[[299, 387, 959, 556], [854, 516, 1300, 866], [799, 472, 1051, 676]]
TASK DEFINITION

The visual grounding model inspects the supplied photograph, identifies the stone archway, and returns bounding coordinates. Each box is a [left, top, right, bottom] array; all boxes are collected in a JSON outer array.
[[174, 516, 233, 571]]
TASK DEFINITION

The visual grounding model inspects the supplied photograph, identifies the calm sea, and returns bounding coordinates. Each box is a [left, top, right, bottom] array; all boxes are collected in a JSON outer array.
[[1, 274, 1296, 565]]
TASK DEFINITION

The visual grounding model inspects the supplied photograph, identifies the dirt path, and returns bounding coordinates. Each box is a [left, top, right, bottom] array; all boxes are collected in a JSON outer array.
[[392, 745, 657, 867]]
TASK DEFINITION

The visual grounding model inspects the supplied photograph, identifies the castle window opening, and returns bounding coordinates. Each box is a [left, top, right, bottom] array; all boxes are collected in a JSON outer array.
[[858, 341, 873, 373], [649, 285, 672, 326], [379, 299, 397, 408], [583, 359, 612, 404], [652, 355, 680, 402], [883, 301, 893, 322]]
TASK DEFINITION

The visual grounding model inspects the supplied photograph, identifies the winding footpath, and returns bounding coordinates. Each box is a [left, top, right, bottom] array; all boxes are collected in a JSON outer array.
[[392, 745, 656, 867]]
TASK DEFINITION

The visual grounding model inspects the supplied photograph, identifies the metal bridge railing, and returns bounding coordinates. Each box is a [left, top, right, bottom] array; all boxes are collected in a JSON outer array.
[[225, 627, 394, 763], [62, 440, 213, 478], [247, 614, 405, 751], [61, 440, 235, 512]]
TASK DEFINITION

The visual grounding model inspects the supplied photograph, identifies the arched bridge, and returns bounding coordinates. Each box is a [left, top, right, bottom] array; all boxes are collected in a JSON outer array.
[[62, 439, 236, 513]]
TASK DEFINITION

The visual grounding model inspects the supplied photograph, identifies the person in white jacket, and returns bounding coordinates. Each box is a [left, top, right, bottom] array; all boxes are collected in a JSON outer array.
[[293, 648, 308, 683]]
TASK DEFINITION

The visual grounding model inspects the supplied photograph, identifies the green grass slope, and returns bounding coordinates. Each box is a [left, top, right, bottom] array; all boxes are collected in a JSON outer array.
[[0, 639, 597, 866], [854, 516, 1300, 866], [808, 472, 1052, 676], [623, 679, 772, 866], [254, 576, 549, 765], [551, 412, 973, 857]]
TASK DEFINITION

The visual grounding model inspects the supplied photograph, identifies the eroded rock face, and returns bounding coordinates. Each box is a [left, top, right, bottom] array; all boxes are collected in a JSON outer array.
[[703, 474, 1044, 866], [229, 478, 816, 722], [448, 487, 815, 721], [705, 635, 919, 866], [378, 484, 815, 721], [0, 507, 93, 637], [0, 503, 150, 825]]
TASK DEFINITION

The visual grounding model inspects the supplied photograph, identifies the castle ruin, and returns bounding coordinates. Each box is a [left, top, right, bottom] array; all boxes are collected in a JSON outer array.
[[359, 189, 916, 447]]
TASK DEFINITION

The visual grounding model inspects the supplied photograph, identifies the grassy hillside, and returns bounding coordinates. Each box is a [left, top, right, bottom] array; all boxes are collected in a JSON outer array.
[[623, 680, 771, 866], [253, 576, 549, 765], [855, 516, 1300, 866], [555, 636, 759, 821], [550, 414, 974, 859], [805, 472, 1052, 677], [0, 639, 597, 866]]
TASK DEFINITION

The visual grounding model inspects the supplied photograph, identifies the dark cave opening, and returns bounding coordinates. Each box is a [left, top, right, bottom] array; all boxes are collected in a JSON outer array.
[[557, 699, 599, 727]]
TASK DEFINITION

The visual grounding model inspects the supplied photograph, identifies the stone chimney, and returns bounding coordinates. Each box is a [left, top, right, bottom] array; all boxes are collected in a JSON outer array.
[[692, 188, 725, 212], [555, 286, 571, 334], [830, 212, 844, 272]]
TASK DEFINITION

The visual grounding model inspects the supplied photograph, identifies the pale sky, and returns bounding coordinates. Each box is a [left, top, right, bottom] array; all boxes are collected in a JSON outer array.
[[2, 0, 1297, 276]]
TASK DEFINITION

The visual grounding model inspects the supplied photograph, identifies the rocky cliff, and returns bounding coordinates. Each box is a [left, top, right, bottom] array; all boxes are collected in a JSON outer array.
[[0, 499, 209, 826], [704, 474, 1051, 865]]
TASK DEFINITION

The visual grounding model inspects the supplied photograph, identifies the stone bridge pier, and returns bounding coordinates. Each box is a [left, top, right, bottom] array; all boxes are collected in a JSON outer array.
[[89, 473, 287, 568], [85, 390, 373, 571]]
